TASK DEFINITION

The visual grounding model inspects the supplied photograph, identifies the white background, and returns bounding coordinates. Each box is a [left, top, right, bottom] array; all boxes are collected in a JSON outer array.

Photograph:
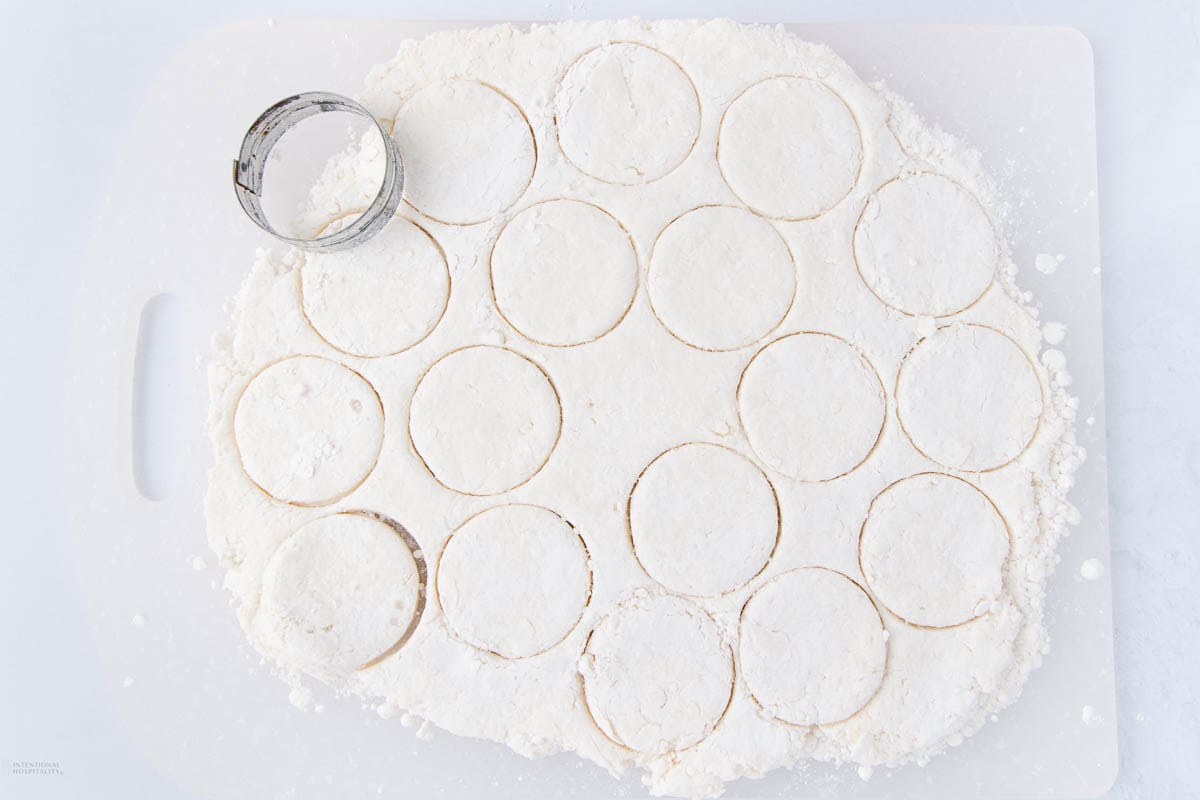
[[1, 1, 1196, 798]]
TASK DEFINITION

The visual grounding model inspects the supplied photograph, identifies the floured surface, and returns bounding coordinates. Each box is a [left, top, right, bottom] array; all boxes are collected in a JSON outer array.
[[203, 19, 1087, 800]]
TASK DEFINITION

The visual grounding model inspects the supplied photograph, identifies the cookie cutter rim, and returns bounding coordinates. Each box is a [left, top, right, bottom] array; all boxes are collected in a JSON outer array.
[[232, 91, 404, 252]]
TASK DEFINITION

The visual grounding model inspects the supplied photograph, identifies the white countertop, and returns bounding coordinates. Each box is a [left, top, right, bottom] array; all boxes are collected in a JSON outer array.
[[0, 1, 1196, 798]]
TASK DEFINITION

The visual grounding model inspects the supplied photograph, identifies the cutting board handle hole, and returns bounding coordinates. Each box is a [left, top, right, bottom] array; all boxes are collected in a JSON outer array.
[[133, 293, 183, 501]]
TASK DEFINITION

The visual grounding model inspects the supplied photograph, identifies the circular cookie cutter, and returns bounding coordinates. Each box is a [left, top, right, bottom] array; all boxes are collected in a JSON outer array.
[[232, 92, 404, 252]]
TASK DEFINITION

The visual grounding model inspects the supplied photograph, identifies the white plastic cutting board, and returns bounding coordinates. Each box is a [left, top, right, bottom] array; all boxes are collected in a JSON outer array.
[[65, 19, 1116, 800]]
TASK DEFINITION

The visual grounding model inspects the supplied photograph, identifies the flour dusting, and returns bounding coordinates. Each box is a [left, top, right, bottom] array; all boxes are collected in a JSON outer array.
[[206, 19, 1082, 798]]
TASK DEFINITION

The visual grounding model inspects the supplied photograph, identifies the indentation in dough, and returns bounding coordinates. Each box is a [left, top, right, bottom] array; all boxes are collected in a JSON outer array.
[[392, 80, 536, 225], [408, 345, 561, 495], [859, 473, 1009, 628], [555, 43, 700, 184], [628, 442, 779, 596], [854, 175, 998, 317], [896, 323, 1042, 472], [234, 356, 384, 506], [579, 591, 733, 754], [437, 504, 591, 658], [737, 333, 886, 481], [257, 511, 424, 679], [648, 206, 796, 351], [717, 76, 862, 220], [739, 567, 886, 726], [301, 214, 450, 357], [490, 199, 637, 346]]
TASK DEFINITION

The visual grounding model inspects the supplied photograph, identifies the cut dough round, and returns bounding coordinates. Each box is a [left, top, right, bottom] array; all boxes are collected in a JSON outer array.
[[555, 43, 699, 184], [408, 346, 561, 495], [393, 80, 535, 224], [580, 592, 733, 753], [437, 504, 591, 658], [718, 76, 861, 219], [234, 356, 384, 505], [860, 473, 1009, 628], [648, 206, 795, 351], [301, 215, 449, 357], [490, 199, 637, 346], [629, 443, 778, 596], [897, 324, 1042, 471], [257, 512, 422, 678], [737, 333, 885, 481], [854, 175, 998, 317], [739, 567, 886, 725]]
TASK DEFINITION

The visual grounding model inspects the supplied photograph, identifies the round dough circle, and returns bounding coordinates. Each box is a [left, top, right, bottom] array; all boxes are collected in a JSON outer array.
[[301, 215, 449, 357], [580, 593, 733, 753], [860, 473, 1009, 628], [490, 199, 637, 346], [629, 443, 778, 596], [437, 504, 591, 658], [718, 76, 862, 219], [648, 206, 796, 351], [737, 333, 885, 481], [555, 43, 700, 184], [854, 175, 998, 317], [897, 324, 1042, 471], [739, 567, 886, 725], [258, 512, 422, 677], [234, 356, 384, 505], [393, 80, 535, 224], [408, 346, 561, 495]]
